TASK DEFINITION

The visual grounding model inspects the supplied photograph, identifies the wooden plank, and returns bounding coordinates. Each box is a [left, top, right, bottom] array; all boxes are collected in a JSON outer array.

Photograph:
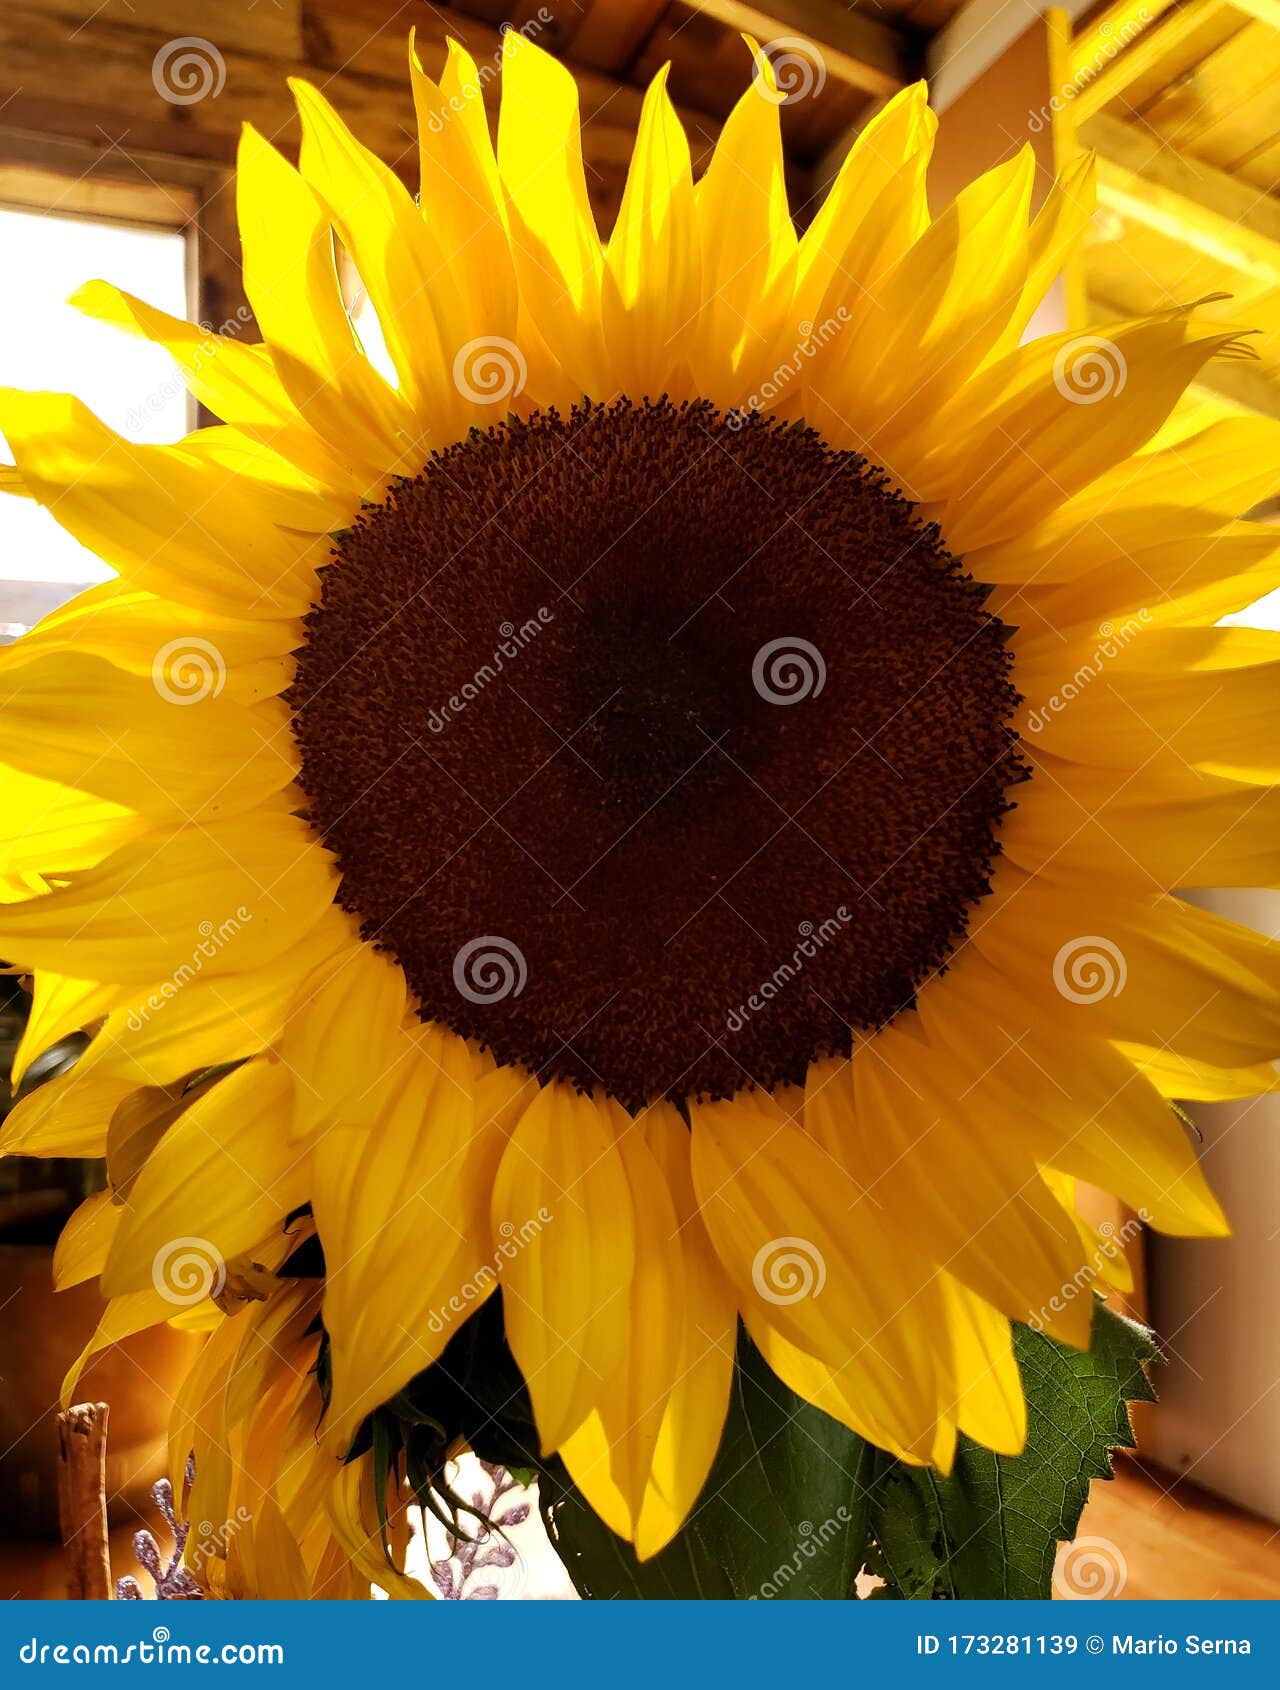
[[1080, 110, 1280, 281], [1085, 200, 1279, 323], [0, 155, 198, 227], [688, 0, 909, 99], [308, 1, 652, 128], [196, 170, 252, 338], [1138, 19, 1280, 169], [443, 0, 512, 23], [568, 0, 670, 73], [1069, 0, 1235, 123], [1070, 0, 1180, 85], [1232, 128, 1280, 193], [1073, 1458, 1280, 1601], [1231, 0, 1280, 26], [901, 0, 966, 29], [0, 0, 671, 177], [23, 0, 301, 62], [0, 4, 422, 168], [1108, 1, 1247, 112]]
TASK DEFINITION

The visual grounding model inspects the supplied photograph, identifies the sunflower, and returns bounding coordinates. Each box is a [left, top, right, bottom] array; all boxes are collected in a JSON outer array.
[[3, 31, 1279, 1576]]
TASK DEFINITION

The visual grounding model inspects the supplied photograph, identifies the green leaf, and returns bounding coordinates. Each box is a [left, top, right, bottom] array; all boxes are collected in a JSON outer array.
[[866, 1301, 1157, 1600], [543, 1330, 875, 1599], [359, 1290, 1155, 1601]]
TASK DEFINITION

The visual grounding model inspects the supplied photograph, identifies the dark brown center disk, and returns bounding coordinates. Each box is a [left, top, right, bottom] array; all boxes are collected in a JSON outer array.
[[289, 400, 1023, 1109]]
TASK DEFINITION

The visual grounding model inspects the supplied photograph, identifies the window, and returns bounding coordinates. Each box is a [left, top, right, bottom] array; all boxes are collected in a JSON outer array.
[[0, 205, 190, 638]]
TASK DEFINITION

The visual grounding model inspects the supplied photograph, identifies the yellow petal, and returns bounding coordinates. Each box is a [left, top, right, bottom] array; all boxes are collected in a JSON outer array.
[[750, 1321, 941, 1467], [942, 1280, 1026, 1455], [0, 760, 144, 885], [935, 315, 1249, 549], [691, 50, 797, 403], [986, 148, 1096, 361], [102, 1060, 306, 1296], [1020, 656, 1280, 784], [53, 1189, 121, 1289], [10, 970, 113, 1089], [236, 124, 414, 484], [70, 279, 302, 439], [411, 37, 516, 334], [691, 1099, 945, 1461], [0, 653, 295, 821], [0, 809, 335, 986], [602, 66, 698, 397], [0, 1063, 135, 1159], [497, 33, 605, 397], [809, 1043, 1091, 1347], [327, 1458, 431, 1599], [0, 389, 322, 617], [492, 1081, 635, 1453], [1003, 751, 1280, 889], [1119, 1042, 1280, 1102], [1042, 1169, 1135, 1297], [292, 78, 471, 439], [281, 932, 406, 1136], [75, 910, 346, 1089], [60, 1287, 176, 1409], [971, 415, 1280, 586], [834, 148, 1037, 458], [231, 1496, 313, 1600], [560, 1105, 701, 1554], [923, 943, 1231, 1237], [635, 1104, 735, 1558], [2, 578, 297, 707], [794, 81, 933, 331], [313, 1026, 482, 1448], [167, 1311, 240, 1523], [975, 879, 1280, 1078]]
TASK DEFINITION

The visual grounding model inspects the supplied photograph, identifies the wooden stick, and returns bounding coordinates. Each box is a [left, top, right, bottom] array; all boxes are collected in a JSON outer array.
[[56, 1402, 112, 1600]]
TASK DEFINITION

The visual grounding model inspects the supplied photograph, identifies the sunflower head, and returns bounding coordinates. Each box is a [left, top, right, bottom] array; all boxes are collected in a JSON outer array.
[[1, 30, 1276, 1585]]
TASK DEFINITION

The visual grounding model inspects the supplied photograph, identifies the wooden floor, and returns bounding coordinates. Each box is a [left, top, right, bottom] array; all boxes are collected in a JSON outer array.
[[3, 1456, 1279, 1600], [1068, 1458, 1280, 1601]]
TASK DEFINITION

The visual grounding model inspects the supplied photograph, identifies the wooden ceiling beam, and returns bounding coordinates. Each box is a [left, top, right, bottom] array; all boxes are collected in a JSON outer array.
[[556, 1, 671, 74], [1229, 0, 1280, 28], [1079, 110, 1280, 286], [688, 0, 912, 100], [1069, 0, 1180, 85], [1068, 0, 1233, 122]]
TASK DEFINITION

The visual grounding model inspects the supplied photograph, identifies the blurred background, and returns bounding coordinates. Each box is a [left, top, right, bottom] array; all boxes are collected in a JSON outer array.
[[0, 0, 1278, 1599]]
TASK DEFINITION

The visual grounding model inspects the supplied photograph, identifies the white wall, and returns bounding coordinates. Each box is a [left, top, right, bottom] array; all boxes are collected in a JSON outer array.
[[1147, 888, 1280, 1524]]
